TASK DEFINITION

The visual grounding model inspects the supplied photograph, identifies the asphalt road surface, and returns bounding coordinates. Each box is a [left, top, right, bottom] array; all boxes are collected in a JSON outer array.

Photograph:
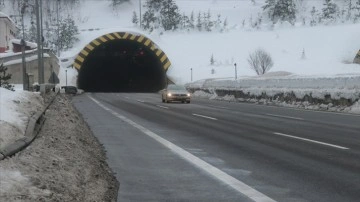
[[72, 93, 360, 202]]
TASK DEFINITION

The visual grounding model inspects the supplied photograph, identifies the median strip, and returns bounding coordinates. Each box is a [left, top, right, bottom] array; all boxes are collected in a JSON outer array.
[[273, 132, 349, 150]]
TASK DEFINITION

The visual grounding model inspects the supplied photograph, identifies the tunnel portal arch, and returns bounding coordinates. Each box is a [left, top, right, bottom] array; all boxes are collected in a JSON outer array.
[[73, 32, 172, 92]]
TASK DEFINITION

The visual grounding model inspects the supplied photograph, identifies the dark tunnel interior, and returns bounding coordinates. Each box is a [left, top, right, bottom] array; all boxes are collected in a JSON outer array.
[[77, 39, 167, 92]]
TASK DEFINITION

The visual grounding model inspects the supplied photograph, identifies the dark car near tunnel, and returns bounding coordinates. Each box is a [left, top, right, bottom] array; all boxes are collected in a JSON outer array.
[[161, 84, 191, 103]]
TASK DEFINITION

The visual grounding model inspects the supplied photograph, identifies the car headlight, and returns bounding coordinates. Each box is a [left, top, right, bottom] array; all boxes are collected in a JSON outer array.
[[187, 93, 191, 97], [167, 93, 172, 97]]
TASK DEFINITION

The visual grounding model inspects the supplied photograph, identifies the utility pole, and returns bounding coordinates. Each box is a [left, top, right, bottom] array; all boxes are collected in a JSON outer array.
[[56, 0, 60, 57], [40, 0, 44, 84], [35, 0, 43, 84], [139, 0, 142, 28], [190, 68, 193, 82], [234, 63, 237, 80]]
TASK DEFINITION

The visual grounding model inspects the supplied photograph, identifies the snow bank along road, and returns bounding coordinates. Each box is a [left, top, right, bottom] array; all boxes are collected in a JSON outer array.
[[73, 93, 360, 202], [0, 94, 118, 202]]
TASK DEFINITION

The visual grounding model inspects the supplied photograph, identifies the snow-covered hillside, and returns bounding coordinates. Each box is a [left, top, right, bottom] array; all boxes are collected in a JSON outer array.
[[54, 0, 360, 85]]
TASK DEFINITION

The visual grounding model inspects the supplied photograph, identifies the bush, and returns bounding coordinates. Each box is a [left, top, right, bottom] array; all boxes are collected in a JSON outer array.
[[0, 63, 15, 91], [247, 48, 274, 75]]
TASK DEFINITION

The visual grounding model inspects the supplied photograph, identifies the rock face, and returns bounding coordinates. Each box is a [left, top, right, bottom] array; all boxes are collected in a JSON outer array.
[[0, 94, 119, 202]]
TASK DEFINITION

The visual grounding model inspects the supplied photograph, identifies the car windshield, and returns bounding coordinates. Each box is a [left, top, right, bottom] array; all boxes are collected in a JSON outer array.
[[167, 85, 186, 91]]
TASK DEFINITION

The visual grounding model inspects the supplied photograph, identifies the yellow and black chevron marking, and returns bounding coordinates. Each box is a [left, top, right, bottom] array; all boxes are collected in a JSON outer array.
[[73, 32, 171, 71], [354, 49, 360, 64]]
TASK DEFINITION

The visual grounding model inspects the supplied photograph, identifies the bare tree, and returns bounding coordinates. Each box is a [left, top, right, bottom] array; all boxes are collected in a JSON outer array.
[[247, 48, 274, 75]]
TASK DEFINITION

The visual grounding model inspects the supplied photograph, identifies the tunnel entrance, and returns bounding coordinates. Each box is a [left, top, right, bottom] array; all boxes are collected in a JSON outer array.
[[76, 33, 169, 92]]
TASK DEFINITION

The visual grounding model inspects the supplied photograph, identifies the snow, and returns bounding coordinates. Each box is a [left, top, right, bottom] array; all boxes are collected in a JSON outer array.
[[1, 0, 360, 199], [11, 39, 38, 49], [0, 87, 44, 147]]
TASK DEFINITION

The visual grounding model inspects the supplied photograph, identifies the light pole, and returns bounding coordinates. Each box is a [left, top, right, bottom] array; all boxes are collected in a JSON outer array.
[[56, 0, 60, 57], [139, 0, 142, 28], [190, 68, 193, 82], [11, 4, 27, 90], [35, 0, 43, 84], [234, 63, 237, 80], [65, 70, 68, 86]]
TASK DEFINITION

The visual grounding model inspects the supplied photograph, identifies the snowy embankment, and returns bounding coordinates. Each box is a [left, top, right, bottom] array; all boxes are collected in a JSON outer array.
[[0, 87, 44, 148], [187, 72, 360, 114]]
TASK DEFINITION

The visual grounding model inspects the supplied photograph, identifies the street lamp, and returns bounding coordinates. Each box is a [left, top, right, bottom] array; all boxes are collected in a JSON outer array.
[[139, 0, 142, 28], [190, 68, 193, 82], [234, 63, 237, 80], [10, 4, 28, 90]]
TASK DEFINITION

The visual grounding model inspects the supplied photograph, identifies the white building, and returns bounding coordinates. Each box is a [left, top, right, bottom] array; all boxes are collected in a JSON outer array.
[[0, 12, 18, 53]]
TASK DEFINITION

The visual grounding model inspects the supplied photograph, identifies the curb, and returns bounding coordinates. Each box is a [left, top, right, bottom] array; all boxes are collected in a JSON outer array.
[[0, 92, 58, 161]]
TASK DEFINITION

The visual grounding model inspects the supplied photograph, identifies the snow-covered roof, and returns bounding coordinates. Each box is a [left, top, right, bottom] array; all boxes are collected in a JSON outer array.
[[0, 12, 8, 18], [11, 39, 38, 49]]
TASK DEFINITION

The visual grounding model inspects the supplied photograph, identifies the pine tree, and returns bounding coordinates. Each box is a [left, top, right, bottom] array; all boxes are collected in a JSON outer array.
[[204, 10, 214, 32], [214, 14, 222, 31], [160, 0, 181, 31], [310, 6, 319, 26], [345, 0, 354, 20], [189, 11, 195, 29], [111, 0, 130, 7], [132, 11, 139, 25], [0, 63, 15, 91], [58, 16, 79, 51], [272, 0, 297, 25], [196, 12, 202, 31], [210, 54, 215, 65], [223, 17, 228, 30], [262, 0, 276, 22], [354, 0, 360, 22], [322, 0, 339, 23], [142, 9, 156, 31]]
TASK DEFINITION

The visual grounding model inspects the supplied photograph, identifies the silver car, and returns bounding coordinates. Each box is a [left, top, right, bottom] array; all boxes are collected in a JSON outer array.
[[161, 84, 191, 103]]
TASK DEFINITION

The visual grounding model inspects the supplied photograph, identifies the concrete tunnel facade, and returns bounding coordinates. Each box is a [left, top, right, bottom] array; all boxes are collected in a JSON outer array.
[[73, 32, 172, 92]]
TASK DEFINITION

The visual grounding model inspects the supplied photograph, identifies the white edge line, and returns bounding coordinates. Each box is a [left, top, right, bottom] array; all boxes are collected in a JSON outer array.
[[156, 105, 169, 109], [265, 113, 304, 121], [273, 132, 349, 150], [137, 99, 145, 103], [193, 113, 218, 120], [88, 95, 276, 202]]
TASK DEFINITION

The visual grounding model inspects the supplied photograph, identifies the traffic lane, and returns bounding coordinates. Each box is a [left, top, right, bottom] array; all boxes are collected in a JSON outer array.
[[72, 94, 253, 202], [93, 93, 360, 202], [193, 97, 360, 130], [114, 93, 360, 152]]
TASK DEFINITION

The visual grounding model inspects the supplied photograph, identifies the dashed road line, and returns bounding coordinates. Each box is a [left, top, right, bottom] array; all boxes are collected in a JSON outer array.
[[156, 105, 169, 109], [273, 132, 349, 150], [193, 113, 218, 120], [265, 113, 304, 121]]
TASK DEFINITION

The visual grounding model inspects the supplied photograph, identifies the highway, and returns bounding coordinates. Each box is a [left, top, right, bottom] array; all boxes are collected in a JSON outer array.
[[72, 93, 360, 202]]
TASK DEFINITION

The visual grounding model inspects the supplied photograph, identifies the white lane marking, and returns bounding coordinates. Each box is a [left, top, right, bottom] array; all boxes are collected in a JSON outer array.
[[156, 105, 169, 109], [137, 99, 145, 103], [89, 95, 276, 202], [125, 96, 130, 99], [193, 113, 218, 120], [273, 132, 350, 150], [265, 113, 304, 121], [207, 105, 230, 109]]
